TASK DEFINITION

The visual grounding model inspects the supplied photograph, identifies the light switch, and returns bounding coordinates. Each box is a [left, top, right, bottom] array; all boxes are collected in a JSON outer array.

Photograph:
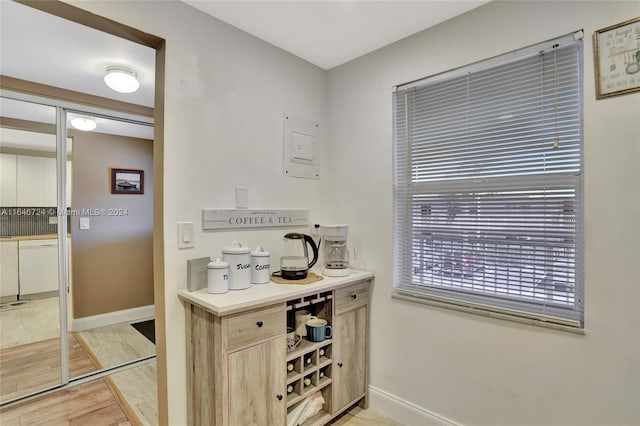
[[178, 222, 195, 249], [236, 186, 248, 209], [79, 217, 90, 230]]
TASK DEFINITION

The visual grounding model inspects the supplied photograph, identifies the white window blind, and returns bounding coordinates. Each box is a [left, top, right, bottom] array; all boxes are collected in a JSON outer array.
[[393, 33, 584, 328]]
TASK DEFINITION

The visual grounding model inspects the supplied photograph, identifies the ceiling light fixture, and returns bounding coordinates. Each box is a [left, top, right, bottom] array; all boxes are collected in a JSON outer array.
[[70, 117, 97, 131], [104, 66, 140, 93]]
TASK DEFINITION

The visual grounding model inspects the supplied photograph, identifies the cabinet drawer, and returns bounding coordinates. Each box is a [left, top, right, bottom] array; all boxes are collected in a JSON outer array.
[[335, 281, 369, 314], [226, 304, 285, 350]]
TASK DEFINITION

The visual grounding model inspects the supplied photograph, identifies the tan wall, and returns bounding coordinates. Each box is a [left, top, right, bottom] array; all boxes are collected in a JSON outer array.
[[71, 131, 153, 318]]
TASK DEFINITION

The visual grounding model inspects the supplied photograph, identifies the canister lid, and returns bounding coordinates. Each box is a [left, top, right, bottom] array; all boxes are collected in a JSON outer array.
[[222, 240, 250, 254], [208, 258, 228, 269], [251, 246, 270, 257]]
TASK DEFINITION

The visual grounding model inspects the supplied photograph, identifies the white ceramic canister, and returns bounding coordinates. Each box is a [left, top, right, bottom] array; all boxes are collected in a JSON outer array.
[[222, 241, 251, 290], [207, 258, 229, 294], [250, 246, 271, 284]]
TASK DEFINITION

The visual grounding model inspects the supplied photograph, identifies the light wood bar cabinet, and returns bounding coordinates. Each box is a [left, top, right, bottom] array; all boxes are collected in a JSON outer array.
[[179, 270, 373, 426]]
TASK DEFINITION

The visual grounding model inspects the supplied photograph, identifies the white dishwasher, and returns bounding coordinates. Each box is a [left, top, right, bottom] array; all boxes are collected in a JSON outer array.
[[18, 239, 59, 296]]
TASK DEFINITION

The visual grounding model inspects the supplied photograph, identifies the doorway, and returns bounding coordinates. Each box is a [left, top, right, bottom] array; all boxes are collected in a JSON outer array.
[[0, 1, 166, 420], [0, 94, 155, 407]]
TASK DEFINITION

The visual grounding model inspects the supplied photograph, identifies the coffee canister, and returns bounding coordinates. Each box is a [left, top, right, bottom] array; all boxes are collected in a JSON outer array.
[[222, 241, 251, 290], [250, 246, 271, 284], [207, 258, 229, 294]]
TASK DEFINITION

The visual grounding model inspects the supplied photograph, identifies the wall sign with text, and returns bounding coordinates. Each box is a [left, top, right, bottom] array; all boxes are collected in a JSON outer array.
[[202, 209, 309, 230], [594, 17, 640, 99]]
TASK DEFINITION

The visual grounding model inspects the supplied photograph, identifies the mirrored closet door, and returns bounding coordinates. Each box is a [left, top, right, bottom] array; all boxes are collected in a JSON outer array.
[[0, 94, 155, 405]]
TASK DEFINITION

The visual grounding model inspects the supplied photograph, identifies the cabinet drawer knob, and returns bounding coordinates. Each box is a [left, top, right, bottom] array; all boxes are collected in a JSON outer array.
[[276, 394, 283, 401], [337, 362, 343, 368], [351, 294, 357, 299], [256, 321, 264, 328]]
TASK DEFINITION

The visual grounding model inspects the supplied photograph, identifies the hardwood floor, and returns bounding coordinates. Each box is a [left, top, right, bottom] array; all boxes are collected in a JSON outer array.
[[0, 334, 97, 402], [0, 297, 60, 349], [75, 324, 158, 425], [108, 361, 158, 426], [0, 378, 131, 426], [329, 406, 403, 426], [75, 321, 155, 370]]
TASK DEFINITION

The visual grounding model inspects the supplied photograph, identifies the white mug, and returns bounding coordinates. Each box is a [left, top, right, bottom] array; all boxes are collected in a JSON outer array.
[[294, 310, 316, 337]]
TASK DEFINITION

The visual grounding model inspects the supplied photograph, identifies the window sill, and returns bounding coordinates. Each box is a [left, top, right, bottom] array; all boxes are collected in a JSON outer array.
[[391, 290, 585, 335]]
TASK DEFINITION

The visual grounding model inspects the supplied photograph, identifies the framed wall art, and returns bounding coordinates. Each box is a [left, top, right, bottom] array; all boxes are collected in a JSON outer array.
[[111, 168, 144, 194], [594, 17, 640, 99]]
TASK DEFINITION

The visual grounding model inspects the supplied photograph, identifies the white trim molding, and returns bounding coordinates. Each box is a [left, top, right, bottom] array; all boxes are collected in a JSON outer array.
[[72, 304, 155, 332], [369, 385, 463, 426]]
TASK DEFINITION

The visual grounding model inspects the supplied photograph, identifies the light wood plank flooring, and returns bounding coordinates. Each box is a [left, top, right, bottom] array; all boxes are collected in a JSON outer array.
[[108, 361, 158, 426], [0, 298, 60, 349], [0, 378, 131, 426], [0, 334, 97, 402], [329, 406, 403, 425], [75, 323, 158, 425], [75, 322, 155, 370]]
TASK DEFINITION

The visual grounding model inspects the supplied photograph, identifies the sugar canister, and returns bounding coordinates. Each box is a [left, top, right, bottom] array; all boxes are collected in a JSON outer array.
[[222, 241, 251, 290], [207, 258, 229, 294], [250, 246, 271, 284]]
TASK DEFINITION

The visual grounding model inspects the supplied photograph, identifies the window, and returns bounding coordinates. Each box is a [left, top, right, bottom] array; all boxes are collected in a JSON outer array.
[[392, 32, 584, 329]]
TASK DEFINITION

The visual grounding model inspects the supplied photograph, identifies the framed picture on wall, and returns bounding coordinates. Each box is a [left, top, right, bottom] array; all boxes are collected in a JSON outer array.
[[111, 168, 144, 194], [594, 17, 640, 99]]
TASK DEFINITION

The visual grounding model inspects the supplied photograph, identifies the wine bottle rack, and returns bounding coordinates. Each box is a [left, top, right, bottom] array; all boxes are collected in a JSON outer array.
[[285, 340, 332, 408]]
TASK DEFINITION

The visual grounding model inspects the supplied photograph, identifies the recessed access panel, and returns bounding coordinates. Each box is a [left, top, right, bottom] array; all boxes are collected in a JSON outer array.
[[283, 114, 319, 179]]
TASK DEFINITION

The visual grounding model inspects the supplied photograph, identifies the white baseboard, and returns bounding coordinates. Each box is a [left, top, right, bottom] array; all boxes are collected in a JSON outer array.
[[369, 385, 463, 426], [72, 305, 155, 332]]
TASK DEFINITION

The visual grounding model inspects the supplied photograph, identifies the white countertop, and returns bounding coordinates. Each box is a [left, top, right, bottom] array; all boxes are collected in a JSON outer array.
[[178, 269, 374, 316]]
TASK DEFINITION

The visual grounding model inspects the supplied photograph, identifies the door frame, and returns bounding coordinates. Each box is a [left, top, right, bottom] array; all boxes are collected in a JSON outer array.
[[8, 1, 168, 423]]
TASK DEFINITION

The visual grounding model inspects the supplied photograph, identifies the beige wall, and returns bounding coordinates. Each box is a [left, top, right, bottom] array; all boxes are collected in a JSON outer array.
[[71, 131, 153, 318]]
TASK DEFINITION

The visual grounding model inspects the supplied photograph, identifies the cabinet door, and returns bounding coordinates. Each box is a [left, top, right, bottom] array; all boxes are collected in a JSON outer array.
[[0, 241, 19, 298], [16, 155, 56, 206], [228, 336, 286, 426], [0, 154, 17, 206], [332, 305, 367, 412]]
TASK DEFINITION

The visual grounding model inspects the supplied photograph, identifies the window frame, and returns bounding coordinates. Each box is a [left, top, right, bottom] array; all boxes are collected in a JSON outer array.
[[392, 31, 585, 332]]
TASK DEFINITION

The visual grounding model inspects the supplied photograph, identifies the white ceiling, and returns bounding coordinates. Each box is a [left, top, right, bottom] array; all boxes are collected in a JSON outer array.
[[0, 0, 156, 108], [0, 0, 487, 140], [0, 1, 155, 140], [183, 0, 489, 70]]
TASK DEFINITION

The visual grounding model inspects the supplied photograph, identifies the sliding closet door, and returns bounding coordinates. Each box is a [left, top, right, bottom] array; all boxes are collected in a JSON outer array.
[[0, 97, 68, 403], [67, 112, 155, 376]]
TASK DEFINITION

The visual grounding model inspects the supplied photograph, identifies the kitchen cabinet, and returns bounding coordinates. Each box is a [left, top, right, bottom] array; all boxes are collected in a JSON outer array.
[[332, 306, 367, 411], [0, 154, 17, 205], [14, 155, 71, 207], [18, 239, 58, 296], [0, 241, 19, 300], [17, 155, 57, 206], [180, 271, 372, 426], [229, 336, 287, 425]]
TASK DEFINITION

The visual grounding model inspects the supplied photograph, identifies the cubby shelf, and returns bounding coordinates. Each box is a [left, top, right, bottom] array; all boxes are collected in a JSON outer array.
[[287, 372, 302, 384], [286, 291, 333, 311], [286, 378, 332, 408], [286, 339, 332, 362]]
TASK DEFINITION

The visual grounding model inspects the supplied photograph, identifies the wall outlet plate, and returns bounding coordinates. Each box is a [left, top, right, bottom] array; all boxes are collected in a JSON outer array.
[[187, 257, 210, 292]]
